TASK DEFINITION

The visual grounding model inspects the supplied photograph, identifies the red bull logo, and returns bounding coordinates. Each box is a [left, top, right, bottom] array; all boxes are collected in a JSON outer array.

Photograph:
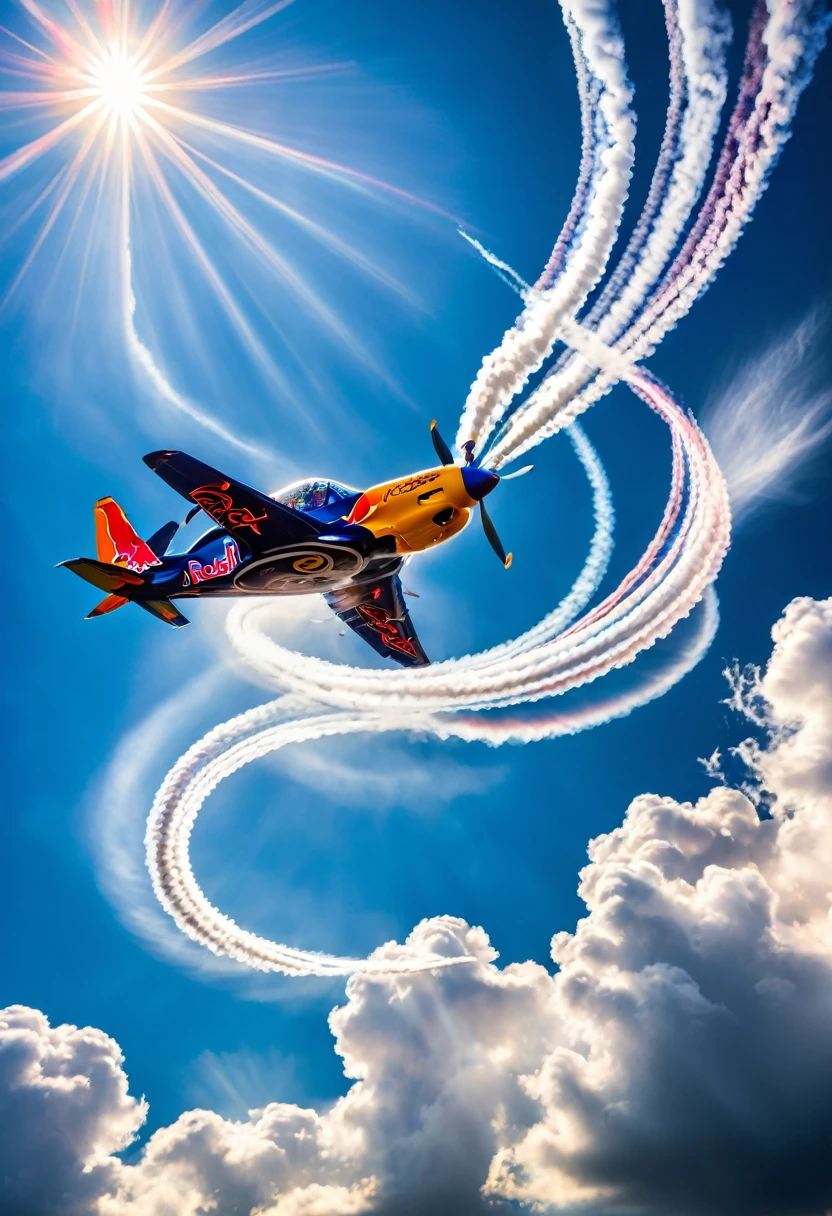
[[190, 482, 268, 534], [183, 538, 240, 586], [356, 603, 419, 659], [95, 497, 161, 574]]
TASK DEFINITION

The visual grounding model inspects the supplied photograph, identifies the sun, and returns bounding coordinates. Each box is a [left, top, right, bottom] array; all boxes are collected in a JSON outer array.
[[87, 47, 148, 122]]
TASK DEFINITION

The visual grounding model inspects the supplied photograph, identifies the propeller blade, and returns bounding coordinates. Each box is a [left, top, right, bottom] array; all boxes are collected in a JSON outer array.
[[430, 419, 455, 466], [183, 505, 201, 525], [501, 464, 534, 481], [479, 499, 512, 569], [462, 440, 476, 465]]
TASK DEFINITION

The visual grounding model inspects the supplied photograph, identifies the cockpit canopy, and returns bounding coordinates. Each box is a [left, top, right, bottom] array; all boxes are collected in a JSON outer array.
[[271, 479, 358, 513]]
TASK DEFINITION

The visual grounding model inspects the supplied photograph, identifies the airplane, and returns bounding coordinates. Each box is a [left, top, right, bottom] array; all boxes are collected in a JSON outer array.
[[60, 422, 530, 668]]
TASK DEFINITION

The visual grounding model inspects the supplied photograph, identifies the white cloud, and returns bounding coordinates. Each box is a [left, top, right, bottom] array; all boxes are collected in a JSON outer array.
[[4, 597, 832, 1215], [703, 311, 832, 523], [0, 1006, 146, 1216]]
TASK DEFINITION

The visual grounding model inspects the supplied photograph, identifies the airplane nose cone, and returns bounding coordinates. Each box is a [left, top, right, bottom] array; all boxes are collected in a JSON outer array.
[[461, 465, 499, 502]]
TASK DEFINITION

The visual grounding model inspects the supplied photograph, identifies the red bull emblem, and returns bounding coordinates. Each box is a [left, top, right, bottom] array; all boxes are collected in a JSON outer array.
[[191, 482, 268, 534], [356, 603, 418, 659], [95, 497, 161, 574], [183, 538, 240, 586]]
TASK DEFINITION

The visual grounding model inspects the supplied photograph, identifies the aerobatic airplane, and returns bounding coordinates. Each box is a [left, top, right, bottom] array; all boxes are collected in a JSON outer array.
[[60, 423, 530, 667]]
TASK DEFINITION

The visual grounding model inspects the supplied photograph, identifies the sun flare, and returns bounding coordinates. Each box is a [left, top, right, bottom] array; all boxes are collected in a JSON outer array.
[[88, 47, 147, 122]]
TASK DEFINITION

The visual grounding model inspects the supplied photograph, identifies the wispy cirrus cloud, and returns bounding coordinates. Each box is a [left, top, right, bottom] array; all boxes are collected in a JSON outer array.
[[703, 310, 832, 523]]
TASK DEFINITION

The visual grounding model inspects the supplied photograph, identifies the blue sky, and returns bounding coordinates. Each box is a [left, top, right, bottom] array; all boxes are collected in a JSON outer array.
[[2, 0, 831, 1154]]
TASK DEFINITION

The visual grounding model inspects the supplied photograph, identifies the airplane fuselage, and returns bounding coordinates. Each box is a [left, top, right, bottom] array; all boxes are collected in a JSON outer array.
[[135, 461, 495, 603]]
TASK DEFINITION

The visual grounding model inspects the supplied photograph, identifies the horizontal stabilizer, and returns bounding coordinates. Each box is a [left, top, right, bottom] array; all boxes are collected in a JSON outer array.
[[137, 599, 190, 628], [87, 594, 129, 619], [59, 557, 145, 594]]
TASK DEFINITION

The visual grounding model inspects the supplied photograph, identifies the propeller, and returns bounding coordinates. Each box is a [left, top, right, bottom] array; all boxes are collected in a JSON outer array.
[[478, 497, 512, 568], [500, 463, 534, 480], [430, 419, 455, 466], [430, 421, 520, 568]]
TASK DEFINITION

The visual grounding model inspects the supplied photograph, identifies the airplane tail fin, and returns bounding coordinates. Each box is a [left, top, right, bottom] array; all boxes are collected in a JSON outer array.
[[94, 497, 161, 572], [63, 495, 189, 629]]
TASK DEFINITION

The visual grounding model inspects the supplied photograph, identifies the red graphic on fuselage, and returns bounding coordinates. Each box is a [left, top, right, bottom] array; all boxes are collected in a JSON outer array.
[[356, 603, 419, 659], [191, 482, 268, 534], [183, 538, 240, 586]]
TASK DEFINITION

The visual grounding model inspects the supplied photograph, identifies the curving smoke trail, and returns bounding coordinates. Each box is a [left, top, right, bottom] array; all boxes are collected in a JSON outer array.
[[457, 0, 637, 454], [533, 7, 605, 292], [143, 0, 827, 978], [147, 369, 730, 976], [489, 0, 830, 469], [120, 236, 264, 458]]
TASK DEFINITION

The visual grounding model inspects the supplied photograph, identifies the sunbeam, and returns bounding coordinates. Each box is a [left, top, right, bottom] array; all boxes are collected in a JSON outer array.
[[0, 0, 444, 448]]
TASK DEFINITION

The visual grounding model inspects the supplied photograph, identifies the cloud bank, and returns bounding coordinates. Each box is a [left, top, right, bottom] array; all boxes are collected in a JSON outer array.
[[5, 594, 832, 1214]]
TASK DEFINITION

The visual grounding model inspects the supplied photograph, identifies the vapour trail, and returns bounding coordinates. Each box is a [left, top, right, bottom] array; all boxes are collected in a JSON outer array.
[[533, 6, 602, 291], [580, 0, 731, 344], [480, 0, 736, 463], [456, 0, 636, 453], [118, 133, 265, 457], [143, 0, 825, 978], [147, 587, 719, 979], [148, 369, 730, 975], [488, 0, 829, 469]]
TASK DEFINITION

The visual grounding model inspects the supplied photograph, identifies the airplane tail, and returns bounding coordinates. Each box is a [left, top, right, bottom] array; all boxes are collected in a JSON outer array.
[[60, 498, 189, 627], [59, 556, 189, 627]]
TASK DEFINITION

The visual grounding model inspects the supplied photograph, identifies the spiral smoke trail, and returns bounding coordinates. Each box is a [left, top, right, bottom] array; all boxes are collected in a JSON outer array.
[[145, 0, 828, 978]]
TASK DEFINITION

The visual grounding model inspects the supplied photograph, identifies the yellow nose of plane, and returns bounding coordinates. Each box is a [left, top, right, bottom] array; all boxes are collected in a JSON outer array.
[[348, 464, 478, 554]]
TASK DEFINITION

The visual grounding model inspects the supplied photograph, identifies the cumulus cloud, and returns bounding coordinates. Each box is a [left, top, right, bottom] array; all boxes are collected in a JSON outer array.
[[0, 1006, 146, 1216], [5, 597, 832, 1215], [703, 311, 832, 523]]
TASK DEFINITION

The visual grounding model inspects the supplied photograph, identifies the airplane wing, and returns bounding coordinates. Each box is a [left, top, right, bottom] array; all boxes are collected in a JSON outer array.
[[143, 450, 323, 548], [325, 574, 429, 668]]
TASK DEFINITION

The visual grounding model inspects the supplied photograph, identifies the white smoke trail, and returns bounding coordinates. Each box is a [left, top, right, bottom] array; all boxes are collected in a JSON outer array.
[[455, 0, 636, 453], [146, 370, 730, 975], [118, 131, 267, 459], [120, 239, 264, 457], [588, 0, 731, 343], [140, 0, 826, 979], [486, 0, 828, 470], [577, 0, 689, 326], [146, 586, 719, 978], [464, 0, 732, 464], [458, 230, 532, 296], [617, 3, 831, 366], [533, 6, 602, 291]]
